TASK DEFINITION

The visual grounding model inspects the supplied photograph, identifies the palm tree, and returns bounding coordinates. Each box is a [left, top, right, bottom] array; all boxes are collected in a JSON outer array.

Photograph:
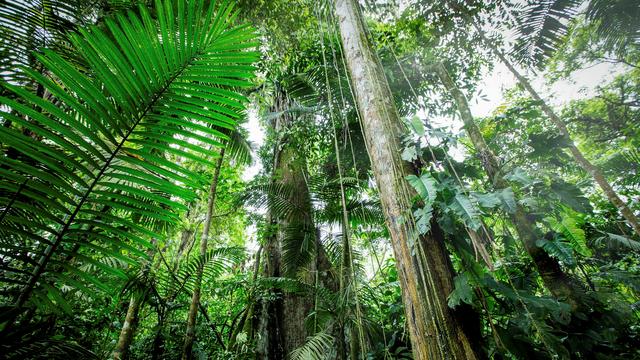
[[473, 23, 640, 237], [512, 0, 640, 68]]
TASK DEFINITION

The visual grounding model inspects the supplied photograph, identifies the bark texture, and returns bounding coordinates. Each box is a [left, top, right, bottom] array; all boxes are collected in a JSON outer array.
[[181, 149, 225, 360], [112, 297, 141, 360], [113, 244, 157, 360], [334, 1, 480, 359], [255, 89, 315, 359], [435, 63, 584, 310], [474, 24, 640, 237]]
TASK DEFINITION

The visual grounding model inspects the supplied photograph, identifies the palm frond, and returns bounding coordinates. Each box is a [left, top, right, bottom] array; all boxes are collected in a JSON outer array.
[[587, 0, 640, 53], [225, 128, 254, 166], [0, 0, 84, 85], [594, 232, 640, 252], [239, 182, 305, 219], [511, 0, 581, 67], [289, 330, 334, 360], [2, 336, 100, 360], [281, 222, 317, 276], [512, 0, 640, 67], [0, 0, 258, 316], [158, 247, 244, 296]]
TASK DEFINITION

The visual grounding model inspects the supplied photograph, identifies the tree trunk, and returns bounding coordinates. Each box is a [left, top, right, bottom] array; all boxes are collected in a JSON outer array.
[[255, 89, 316, 359], [334, 1, 480, 359], [434, 62, 584, 310], [112, 243, 157, 359], [181, 149, 225, 360], [112, 297, 141, 360], [474, 23, 640, 237]]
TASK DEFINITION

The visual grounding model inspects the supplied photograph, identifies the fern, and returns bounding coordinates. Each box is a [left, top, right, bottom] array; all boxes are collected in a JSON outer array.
[[536, 238, 576, 267], [548, 212, 591, 257]]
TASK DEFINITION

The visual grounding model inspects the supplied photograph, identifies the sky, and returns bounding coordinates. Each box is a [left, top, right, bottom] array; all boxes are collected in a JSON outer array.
[[469, 61, 625, 117]]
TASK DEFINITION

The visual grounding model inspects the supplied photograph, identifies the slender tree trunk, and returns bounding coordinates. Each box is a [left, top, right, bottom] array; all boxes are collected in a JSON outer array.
[[473, 24, 640, 237], [340, 222, 363, 358], [112, 297, 141, 360], [112, 243, 157, 359], [181, 149, 225, 360], [334, 1, 480, 359], [151, 311, 165, 360], [434, 62, 584, 310]]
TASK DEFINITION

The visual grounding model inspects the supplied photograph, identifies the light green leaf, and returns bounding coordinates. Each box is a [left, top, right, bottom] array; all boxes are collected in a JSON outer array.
[[406, 173, 438, 203], [410, 115, 425, 136], [450, 193, 482, 231], [504, 167, 534, 187]]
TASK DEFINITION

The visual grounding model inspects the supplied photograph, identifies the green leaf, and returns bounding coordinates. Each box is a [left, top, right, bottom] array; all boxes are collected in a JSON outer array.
[[504, 167, 534, 187], [448, 273, 473, 308], [406, 173, 438, 203], [0, 0, 257, 306], [401, 145, 418, 162], [546, 210, 591, 257], [473, 192, 502, 209], [536, 238, 576, 267], [450, 192, 482, 230], [409, 115, 425, 136], [549, 178, 592, 213], [413, 205, 433, 235], [601, 232, 640, 252], [496, 187, 517, 214]]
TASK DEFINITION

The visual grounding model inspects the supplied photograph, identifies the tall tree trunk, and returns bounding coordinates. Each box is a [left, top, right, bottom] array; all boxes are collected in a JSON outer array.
[[255, 89, 316, 358], [181, 149, 225, 360], [334, 1, 480, 359], [434, 62, 584, 310], [474, 24, 640, 237]]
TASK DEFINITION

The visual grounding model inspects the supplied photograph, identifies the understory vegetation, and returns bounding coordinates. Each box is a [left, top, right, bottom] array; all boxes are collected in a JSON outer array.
[[0, 0, 639, 359]]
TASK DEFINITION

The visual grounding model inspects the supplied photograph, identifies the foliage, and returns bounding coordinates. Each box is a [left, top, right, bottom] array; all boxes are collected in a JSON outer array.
[[1, 0, 640, 359]]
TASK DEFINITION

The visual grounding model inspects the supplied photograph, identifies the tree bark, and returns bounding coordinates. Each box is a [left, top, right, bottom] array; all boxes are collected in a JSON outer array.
[[334, 1, 480, 359], [112, 243, 157, 360], [434, 62, 584, 310], [181, 148, 225, 360], [474, 23, 640, 237], [255, 89, 315, 359], [112, 297, 141, 360]]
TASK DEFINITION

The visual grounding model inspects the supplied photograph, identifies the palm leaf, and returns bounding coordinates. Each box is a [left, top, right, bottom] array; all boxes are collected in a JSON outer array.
[[0, 0, 258, 316], [512, 0, 640, 67], [290, 330, 334, 360], [0, 0, 84, 86], [512, 0, 581, 67]]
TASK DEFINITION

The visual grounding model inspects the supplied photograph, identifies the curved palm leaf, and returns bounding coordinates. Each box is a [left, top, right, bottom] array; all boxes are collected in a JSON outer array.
[[0, 0, 258, 316], [0, 0, 79, 84], [152, 246, 243, 300], [226, 127, 254, 166], [289, 330, 334, 360], [512, 0, 640, 67]]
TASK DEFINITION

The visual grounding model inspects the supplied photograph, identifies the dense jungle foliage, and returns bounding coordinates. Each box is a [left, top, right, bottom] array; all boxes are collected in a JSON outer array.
[[0, 0, 639, 359]]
